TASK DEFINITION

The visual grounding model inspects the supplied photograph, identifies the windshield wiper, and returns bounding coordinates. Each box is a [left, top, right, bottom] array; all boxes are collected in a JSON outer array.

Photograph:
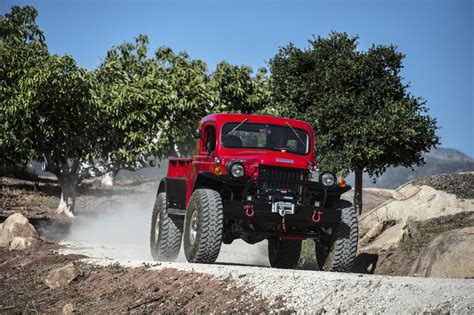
[[285, 122, 306, 147], [228, 118, 248, 135]]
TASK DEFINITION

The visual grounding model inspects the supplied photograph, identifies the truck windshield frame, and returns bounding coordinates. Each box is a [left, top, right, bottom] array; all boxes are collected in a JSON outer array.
[[221, 122, 311, 155]]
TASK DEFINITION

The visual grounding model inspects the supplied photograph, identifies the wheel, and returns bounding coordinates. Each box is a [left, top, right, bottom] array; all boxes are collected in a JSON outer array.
[[315, 205, 358, 272], [183, 189, 223, 263], [150, 192, 182, 261], [268, 238, 302, 269]]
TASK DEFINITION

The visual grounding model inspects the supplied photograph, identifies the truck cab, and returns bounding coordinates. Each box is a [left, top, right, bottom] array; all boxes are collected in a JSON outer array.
[[150, 113, 358, 270]]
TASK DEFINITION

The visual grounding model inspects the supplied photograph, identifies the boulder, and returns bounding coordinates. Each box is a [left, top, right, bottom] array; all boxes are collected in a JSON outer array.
[[360, 184, 474, 230], [0, 213, 38, 248], [9, 236, 34, 250], [359, 221, 385, 247], [44, 262, 81, 289], [360, 220, 409, 252], [410, 227, 474, 278]]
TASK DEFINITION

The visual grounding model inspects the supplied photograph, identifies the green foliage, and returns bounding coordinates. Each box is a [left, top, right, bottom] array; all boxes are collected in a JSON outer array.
[[12, 54, 99, 173], [96, 36, 213, 164], [155, 46, 213, 156], [95, 35, 171, 167], [0, 5, 48, 166], [96, 36, 273, 163], [210, 62, 271, 114], [269, 32, 440, 177]]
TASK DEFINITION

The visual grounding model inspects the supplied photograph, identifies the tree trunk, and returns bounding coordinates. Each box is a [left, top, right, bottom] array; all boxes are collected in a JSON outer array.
[[56, 174, 78, 218], [354, 166, 363, 215]]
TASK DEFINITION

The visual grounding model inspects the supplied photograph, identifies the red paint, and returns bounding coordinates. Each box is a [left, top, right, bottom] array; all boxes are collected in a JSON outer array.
[[283, 236, 307, 241], [312, 210, 323, 223], [166, 113, 316, 208], [244, 204, 254, 217]]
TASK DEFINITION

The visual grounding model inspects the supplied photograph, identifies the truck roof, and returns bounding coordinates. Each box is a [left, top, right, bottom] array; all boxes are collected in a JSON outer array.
[[200, 113, 313, 132]]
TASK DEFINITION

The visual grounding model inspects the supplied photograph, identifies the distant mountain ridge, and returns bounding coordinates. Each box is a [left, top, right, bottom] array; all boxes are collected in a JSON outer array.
[[346, 147, 474, 189], [424, 148, 472, 162]]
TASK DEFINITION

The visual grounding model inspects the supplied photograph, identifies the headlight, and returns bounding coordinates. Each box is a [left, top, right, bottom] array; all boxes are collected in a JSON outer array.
[[320, 172, 336, 186], [226, 161, 245, 178]]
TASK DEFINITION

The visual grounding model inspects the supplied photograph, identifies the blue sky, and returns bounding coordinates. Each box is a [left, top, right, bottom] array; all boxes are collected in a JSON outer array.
[[2, 0, 473, 157]]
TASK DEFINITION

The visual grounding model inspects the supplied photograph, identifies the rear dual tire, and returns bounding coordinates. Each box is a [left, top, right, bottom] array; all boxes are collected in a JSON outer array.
[[150, 192, 182, 261]]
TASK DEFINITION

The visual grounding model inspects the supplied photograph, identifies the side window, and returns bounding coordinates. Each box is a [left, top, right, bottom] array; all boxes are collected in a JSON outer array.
[[201, 125, 216, 153]]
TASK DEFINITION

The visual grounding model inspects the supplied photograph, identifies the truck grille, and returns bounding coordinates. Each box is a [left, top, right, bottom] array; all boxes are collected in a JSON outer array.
[[258, 165, 307, 192]]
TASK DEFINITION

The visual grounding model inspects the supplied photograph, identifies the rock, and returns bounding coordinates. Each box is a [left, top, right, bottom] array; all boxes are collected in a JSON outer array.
[[405, 219, 420, 239], [410, 227, 474, 278], [62, 303, 75, 315], [44, 262, 81, 289], [392, 184, 421, 201], [101, 172, 115, 187], [361, 220, 409, 252], [359, 221, 385, 246], [0, 213, 38, 248], [9, 236, 34, 250], [360, 184, 474, 230]]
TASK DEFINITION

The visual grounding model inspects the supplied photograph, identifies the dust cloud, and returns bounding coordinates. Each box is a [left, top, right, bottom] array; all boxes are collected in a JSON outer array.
[[65, 180, 158, 261], [62, 165, 270, 266]]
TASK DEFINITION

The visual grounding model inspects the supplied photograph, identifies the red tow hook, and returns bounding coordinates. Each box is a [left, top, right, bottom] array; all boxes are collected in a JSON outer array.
[[312, 210, 322, 223], [244, 204, 254, 217]]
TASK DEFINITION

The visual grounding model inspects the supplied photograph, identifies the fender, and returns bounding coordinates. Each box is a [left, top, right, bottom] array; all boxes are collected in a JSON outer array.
[[158, 177, 187, 210]]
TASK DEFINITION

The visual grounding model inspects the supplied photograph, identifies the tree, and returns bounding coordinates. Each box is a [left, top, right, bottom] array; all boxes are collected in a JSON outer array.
[[94, 36, 214, 184], [155, 46, 213, 157], [0, 5, 47, 166], [210, 61, 271, 114], [12, 55, 99, 216], [269, 32, 439, 214], [93, 35, 171, 181], [1, 6, 101, 217]]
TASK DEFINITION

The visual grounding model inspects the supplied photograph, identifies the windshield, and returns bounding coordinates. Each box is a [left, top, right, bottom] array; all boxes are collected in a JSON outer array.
[[221, 122, 310, 155]]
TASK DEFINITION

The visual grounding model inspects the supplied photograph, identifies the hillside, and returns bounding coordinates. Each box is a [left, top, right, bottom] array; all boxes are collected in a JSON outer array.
[[346, 147, 474, 189]]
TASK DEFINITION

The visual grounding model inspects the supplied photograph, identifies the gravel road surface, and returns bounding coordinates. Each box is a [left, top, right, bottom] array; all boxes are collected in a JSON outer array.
[[61, 241, 474, 313]]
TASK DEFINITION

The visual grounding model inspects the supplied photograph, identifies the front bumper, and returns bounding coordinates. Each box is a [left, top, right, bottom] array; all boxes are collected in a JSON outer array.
[[223, 200, 341, 228]]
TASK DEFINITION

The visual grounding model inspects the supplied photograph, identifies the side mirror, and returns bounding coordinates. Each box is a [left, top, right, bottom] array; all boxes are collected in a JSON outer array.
[[192, 128, 202, 139]]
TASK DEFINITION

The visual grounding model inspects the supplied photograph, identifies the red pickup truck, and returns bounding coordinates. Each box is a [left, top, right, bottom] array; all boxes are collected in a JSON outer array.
[[150, 113, 357, 270]]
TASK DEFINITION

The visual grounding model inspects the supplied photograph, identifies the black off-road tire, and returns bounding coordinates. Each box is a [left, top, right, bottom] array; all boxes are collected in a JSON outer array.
[[150, 192, 182, 261], [183, 189, 223, 263], [315, 206, 358, 272], [268, 238, 302, 269]]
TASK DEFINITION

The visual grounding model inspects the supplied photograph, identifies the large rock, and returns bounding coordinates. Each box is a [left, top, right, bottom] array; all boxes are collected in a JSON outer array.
[[0, 213, 38, 249], [410, 227, 474, 278], [44, 262, 81, 289], [359, 221, 385, 247], [360, 184, 474, 230], [9, 236, 33, 250], [360, 220, 409, 252]]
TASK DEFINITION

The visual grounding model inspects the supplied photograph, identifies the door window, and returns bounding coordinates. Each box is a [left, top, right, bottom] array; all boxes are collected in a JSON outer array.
[[201, 125, 216, 154]]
